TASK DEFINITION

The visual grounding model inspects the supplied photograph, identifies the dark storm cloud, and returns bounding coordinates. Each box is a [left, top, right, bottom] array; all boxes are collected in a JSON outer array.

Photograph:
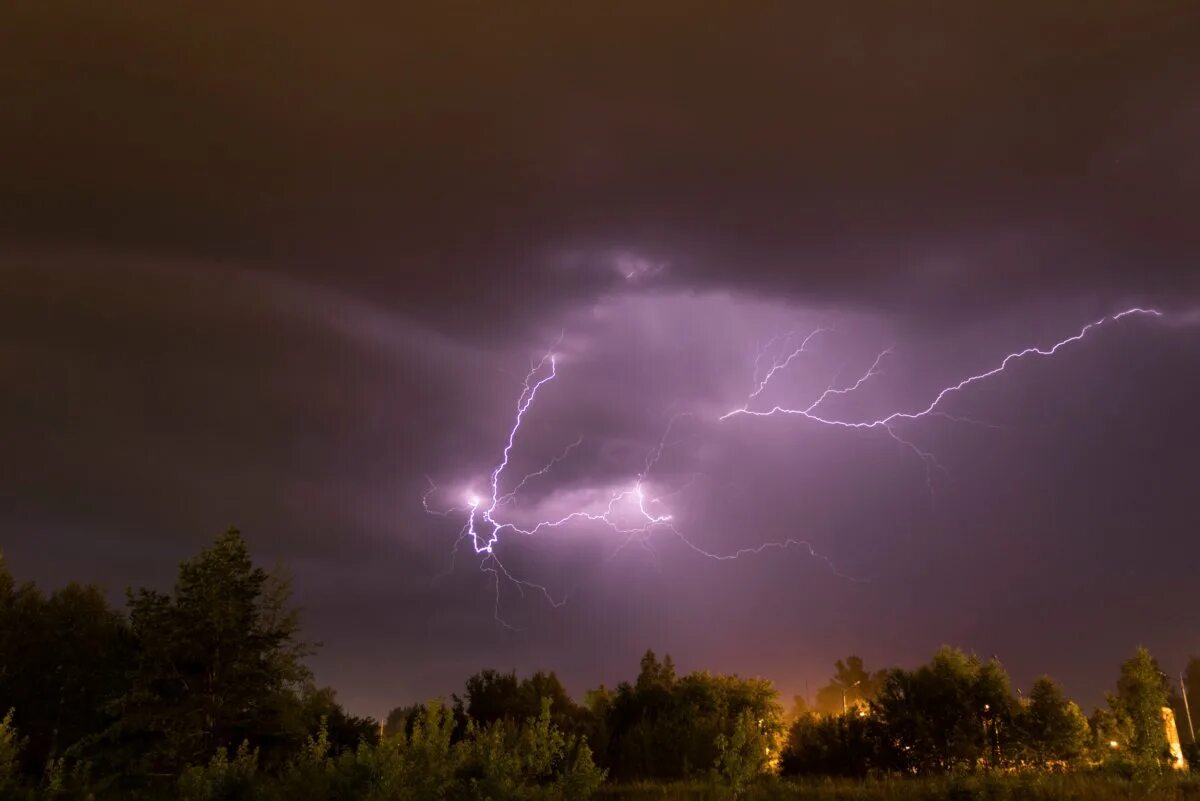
[[3, 1, 1198, 328], [3, 248, 1199, 716], [0, 249, 556, 708], [2, 3, 1200, 717], [1, 254, 404, 546], [410, 289, 1200, 712]]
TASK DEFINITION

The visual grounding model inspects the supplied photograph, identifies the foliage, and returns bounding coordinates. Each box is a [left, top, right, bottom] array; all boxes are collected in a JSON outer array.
[[596, 773, 1200, 800], [455, 668, 590, 741], [9, 536, 1200, 799], [266, 699, 603, 801], [779, 711, 875, 778], [1016, 676, 1090, 766], [1110, 647, 1171, 765], [455, 698, 606, 800], [281, 685, 379, 760], [714, 708, 774, 796], [111, 529, 312, 777], [812, 657, 882, 716], [0, 555, 131, 776], [178, 740, 260, 801], [780, 647, 1183, 779], [603, 651, 783, 782], [1089, 705, 1132, 756], [785, 696, 811, 722], [869, 647, 1017, 773], [0, 709, 25, 797]]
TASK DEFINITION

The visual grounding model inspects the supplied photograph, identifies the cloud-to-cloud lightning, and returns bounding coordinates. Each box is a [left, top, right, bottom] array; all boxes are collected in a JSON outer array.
[[722, 308, 1163, 426], [424, 351, 682, 626], [721, 307, 1164, 490], [424, 348, 844, 623], [428, 306, 1166, 623]]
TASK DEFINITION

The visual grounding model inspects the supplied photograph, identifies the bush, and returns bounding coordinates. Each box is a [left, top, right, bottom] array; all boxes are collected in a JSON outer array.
[[779, 713, 874, 778], [179, 741, 259, 801], [258, 698, 604, 801], [714, 709, 774, 797], [454, 698, 605, 800], [0, 710, 26, 798]]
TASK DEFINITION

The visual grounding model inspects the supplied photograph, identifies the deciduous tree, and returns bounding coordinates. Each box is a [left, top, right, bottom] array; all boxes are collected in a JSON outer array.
[[1110, 646, 1170, 765], [112, 528, 312, 777], [1017, 676, 1089, 766]]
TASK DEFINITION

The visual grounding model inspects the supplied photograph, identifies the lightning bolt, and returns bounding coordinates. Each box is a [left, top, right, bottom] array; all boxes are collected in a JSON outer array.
[[426, 358, 848, 625], [749, 328, 829, 400], [428, 306, 1167, 623], [496, 436, 583, 508], [724, 308, 1164, 426], [425, 351, 666, 625], [720, 308, 1164, 486]]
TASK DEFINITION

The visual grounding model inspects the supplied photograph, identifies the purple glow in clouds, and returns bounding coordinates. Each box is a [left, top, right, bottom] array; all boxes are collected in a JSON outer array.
[[426, 306, 1166, 625]]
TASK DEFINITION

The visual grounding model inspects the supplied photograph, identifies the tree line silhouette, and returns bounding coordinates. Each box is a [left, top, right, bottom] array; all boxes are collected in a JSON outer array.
[[2, 530, 1197, 800]]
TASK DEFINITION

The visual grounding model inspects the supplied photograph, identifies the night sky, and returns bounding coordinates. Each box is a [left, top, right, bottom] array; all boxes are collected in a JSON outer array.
[[3, 2, 1199, 718]]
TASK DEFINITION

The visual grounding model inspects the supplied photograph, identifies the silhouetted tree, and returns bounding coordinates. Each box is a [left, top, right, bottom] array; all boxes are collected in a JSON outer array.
[[780, 710, 876, 777], [0, 709, 24, 796], [1109, 646, 1171, 765], [283, 684, 378, 758], [814, 656, 881, 715], [871, 647, 1017, 773], [1016, 676, 1089, 766], [457, 668, 587, 738], [107, 529, 312, 780], [604, 650, 782, 781], [0, 553, 131, 778], [714, 707, 775, 794], [787, 694, 812, 721], [582, 685, 614, 769], [10, 539, 1195, 794], [383, 703, 425, 739], [1089, 705, 1132, 757]]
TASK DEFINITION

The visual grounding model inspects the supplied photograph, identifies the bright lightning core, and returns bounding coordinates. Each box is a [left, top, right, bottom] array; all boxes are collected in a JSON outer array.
[[422, 352, 691, 626], [424, 306, 1166, 625]]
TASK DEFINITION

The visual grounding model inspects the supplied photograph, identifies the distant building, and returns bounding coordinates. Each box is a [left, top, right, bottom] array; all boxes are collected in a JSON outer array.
[[1162, 706, 1187, 770]]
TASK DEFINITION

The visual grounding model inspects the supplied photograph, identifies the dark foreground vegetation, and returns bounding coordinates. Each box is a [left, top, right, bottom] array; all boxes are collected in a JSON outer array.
[[3, 530, 1199, 800], [594, 774, 1200, 800]]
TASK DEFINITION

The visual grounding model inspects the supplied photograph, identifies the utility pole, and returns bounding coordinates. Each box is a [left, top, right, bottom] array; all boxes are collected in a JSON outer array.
[[1181, 673, 1196, 744]]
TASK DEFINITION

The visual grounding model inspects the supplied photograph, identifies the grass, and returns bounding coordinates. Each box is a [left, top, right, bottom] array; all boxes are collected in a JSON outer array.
[[596, 773, 1200, 801]]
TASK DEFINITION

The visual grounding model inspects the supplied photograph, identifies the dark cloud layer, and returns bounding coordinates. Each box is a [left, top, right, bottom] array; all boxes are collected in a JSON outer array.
[[3, 2, 1199, 326], [2, 3, 1199, 716]]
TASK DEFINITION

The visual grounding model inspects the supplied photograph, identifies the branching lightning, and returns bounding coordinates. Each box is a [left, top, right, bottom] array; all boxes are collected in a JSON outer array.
[[424, 350, 846, 624], [719, 309, 1164, 477], [725, 308, 1161, 422], [424, 351, 678, 626], [426, 306, 1166, 624]]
